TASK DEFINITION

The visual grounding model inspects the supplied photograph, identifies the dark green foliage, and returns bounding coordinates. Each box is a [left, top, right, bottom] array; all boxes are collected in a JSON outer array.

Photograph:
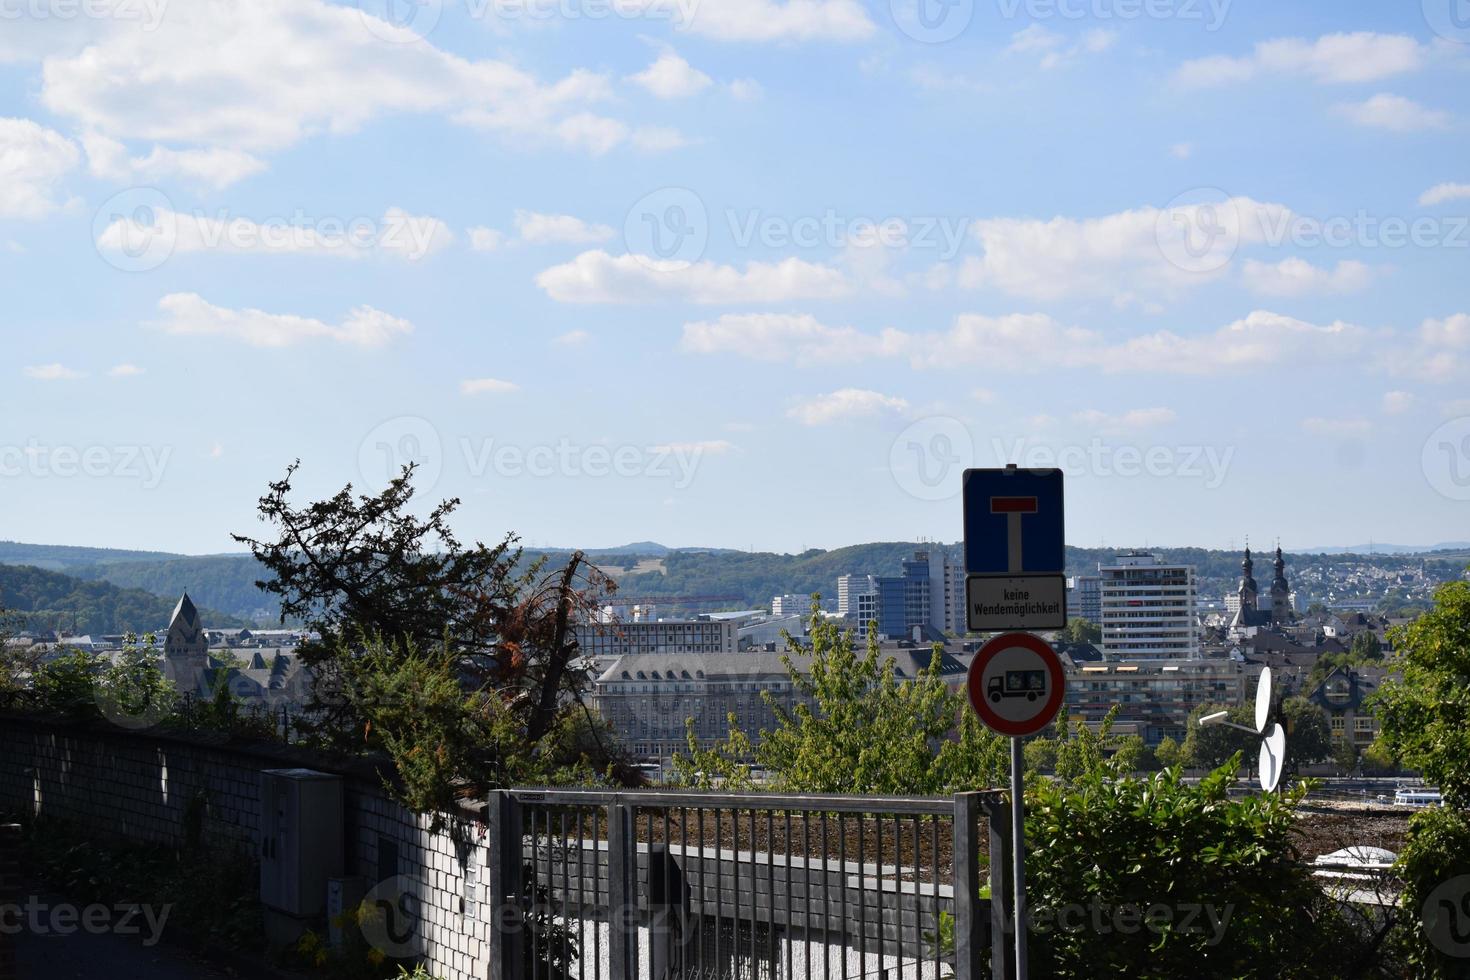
[[0, 563, 246, 634], [1393, 806, 1470, 979], [1027, 758, 1371, 979]]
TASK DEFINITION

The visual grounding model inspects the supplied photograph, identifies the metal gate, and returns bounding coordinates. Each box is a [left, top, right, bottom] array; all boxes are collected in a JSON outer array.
[[486, 789, 1013, 980]]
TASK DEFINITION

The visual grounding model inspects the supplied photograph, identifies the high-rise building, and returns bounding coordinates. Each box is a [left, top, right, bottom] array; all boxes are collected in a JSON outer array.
[[1098, 553, 1200, 660], [840, 550, 966, 639], [1066, 574, 1102, 624], [771, 594, 807, 616]]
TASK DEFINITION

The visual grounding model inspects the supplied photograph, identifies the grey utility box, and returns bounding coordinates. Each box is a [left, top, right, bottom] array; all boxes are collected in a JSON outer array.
[[260, 768, 344, 918]]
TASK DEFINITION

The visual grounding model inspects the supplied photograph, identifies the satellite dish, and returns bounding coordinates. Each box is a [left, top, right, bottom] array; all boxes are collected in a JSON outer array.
[[1254, 666, 1273, 734], [1259, 723, 1286, 792]]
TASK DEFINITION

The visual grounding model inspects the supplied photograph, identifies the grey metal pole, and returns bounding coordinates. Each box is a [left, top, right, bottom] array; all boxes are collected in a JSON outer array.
[[1010, 737, 1028, 979]]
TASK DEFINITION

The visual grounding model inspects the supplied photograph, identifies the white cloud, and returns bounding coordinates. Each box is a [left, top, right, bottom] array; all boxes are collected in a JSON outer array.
[[515, 211, 615, 245], [1176, 32, 1427, 87], [1302, 417, 1372, 437], [1420, 182, 1470, 206], [1007, 24, 1116, 69], [727, 78, 764, 101], [1170, 142, 1194, 160], [787, 388, 909, 426], [1394, 313, 1470, 381], [24, 363, 85, 381], [0, 118, 79, 219], [97, 207, 452, 261], [1240, 257, 1376, 296], [1333, 94, 1451, 132], [460, 377, 520, 396], [535, 250, 850, 304], [151, 293, 413, 348], [1072, 407, 1177, 434], [627, 51, 712, 99], [81, 134, 266, 189], [665, 0, 875, 42], [554, 329, 592, 347], [682, 309, 1369, 376], [1381, 391, 1415, 415], [468, 227, 507, 251], [40, 0, 637, 162], [957, 197, 1289, 302], [680, 313, 903, 364], [108, 363, 145, 377]]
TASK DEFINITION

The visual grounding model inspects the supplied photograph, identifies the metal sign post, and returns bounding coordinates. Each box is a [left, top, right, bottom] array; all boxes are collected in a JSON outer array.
[[963, 466, 1068, 980]]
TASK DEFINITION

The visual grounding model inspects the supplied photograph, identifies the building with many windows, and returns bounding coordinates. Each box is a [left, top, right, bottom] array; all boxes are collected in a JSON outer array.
[[1063, 657, 1255, 746], [574, 616, 737, 660], [1098, 552, 1200, 660], [840, 550, 965, 640], [1066, 574, 1102, 623]]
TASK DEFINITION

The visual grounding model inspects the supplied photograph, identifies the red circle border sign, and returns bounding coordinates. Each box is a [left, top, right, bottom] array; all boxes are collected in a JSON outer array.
[[966, 631, 1066, 737]]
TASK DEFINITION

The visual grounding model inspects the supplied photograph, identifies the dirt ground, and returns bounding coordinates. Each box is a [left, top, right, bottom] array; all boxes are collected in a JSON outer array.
[[1293, 802, 1411, 859]]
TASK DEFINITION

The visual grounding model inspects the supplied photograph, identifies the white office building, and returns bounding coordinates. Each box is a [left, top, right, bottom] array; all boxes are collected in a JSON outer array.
[[1098, 552, 1200, 660]]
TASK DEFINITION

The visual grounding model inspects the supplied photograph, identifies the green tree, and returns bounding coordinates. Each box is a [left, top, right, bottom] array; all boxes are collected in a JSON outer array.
[[1360, 738, 1398, 775], [1153, 736, 1183, 770], [1062, 618, 1101, 645], [1351, 630, 1384, 662], [1180, 703, 1255, 769], [1281, 696, 1334, 769], [674, 608, 1010, 795]]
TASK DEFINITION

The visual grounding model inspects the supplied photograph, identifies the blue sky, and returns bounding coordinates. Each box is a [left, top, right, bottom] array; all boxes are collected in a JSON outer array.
[[3, 0, 1469, 555]]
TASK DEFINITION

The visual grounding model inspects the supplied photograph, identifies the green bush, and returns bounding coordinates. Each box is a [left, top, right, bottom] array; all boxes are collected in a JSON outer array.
[[1392, 806, 1470, 979]]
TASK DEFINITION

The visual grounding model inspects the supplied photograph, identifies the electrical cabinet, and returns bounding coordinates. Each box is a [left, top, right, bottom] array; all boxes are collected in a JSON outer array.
[[259, 768, 344, 916]]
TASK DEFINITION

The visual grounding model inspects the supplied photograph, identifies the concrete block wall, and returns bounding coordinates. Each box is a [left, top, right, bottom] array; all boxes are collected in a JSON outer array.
[[0, 715, 492, 980]]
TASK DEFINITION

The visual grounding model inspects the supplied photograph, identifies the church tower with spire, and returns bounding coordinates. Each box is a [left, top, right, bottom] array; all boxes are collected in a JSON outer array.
[[163, 592, 209, 693], [1269, 545, 1294, 624], [1237, 546, 1259, 616]]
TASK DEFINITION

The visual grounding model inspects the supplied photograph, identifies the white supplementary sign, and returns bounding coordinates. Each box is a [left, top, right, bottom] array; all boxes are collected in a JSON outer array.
[[966, 574, 1067, 632]]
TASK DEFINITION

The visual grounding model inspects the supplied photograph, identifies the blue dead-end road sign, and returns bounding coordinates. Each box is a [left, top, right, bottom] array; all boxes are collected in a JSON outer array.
[[962, 467, 1065, 575]]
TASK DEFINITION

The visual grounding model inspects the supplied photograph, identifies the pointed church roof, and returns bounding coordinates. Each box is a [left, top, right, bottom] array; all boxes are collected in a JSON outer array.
[[169, 592, 201, 630]]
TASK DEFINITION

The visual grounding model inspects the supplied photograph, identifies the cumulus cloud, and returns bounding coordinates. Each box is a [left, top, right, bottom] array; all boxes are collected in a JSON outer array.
[[535, 251, 851, 303], [1176, 32, 1427, 87], [1420, 182, 1470, 206], [1240, 257, 1377, 296], [1381, 391, 1415, 415], [108, 363, 145, 377], [1007, 25, 1117, 69], [1393, 313, 1470, 381], [460, 378, 520, 395], [663, 0, 874, 42], [956, 197, 1289, 302], [1072, 408, 1178, 434], [1333, 94, 1451, 132], [81, 134, 266, 189], [627, 51, 712, 98], [39, 0, 641, 164], [24, 363, 85, 381], [787, 388, 909, 425], [151, 293, 413, 348], [680, 313, 903, 364], [514, 211, 615, 245], [0, 118, 79, 219], [96, 207, 453, 261]]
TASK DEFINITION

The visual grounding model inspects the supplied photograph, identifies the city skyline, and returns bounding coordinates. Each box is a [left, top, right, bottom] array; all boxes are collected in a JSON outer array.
[[4, 1, 1470, 554]]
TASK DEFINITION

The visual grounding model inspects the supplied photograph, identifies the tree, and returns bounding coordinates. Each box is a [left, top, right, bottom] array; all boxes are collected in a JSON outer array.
[[1153, 736, 1184, 770], [1281, 696, 1333, 769], [235, 462, 616, 762], [1360, 738, 1398, 775], [1332, 738, 1359, 773], [1180, 703, 1255, 769], [1350, 630, 1384, 662], [1062, 618, 1101, 645], [674, 607, 1009, 795]]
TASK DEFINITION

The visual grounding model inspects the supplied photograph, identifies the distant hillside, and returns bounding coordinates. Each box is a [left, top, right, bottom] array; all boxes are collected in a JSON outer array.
[[67, 555, 282, 625], [0, 540, 183, 572], [0, 564, 248, 635]]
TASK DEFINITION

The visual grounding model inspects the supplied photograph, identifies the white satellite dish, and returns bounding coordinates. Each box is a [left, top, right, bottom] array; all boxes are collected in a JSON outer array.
[[1254, 666, 1273, 734], [1259, 723, 1286, 793]]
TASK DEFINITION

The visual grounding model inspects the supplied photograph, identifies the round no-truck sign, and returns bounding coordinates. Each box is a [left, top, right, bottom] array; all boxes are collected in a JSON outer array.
[[967, 631, 1066, 737]]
